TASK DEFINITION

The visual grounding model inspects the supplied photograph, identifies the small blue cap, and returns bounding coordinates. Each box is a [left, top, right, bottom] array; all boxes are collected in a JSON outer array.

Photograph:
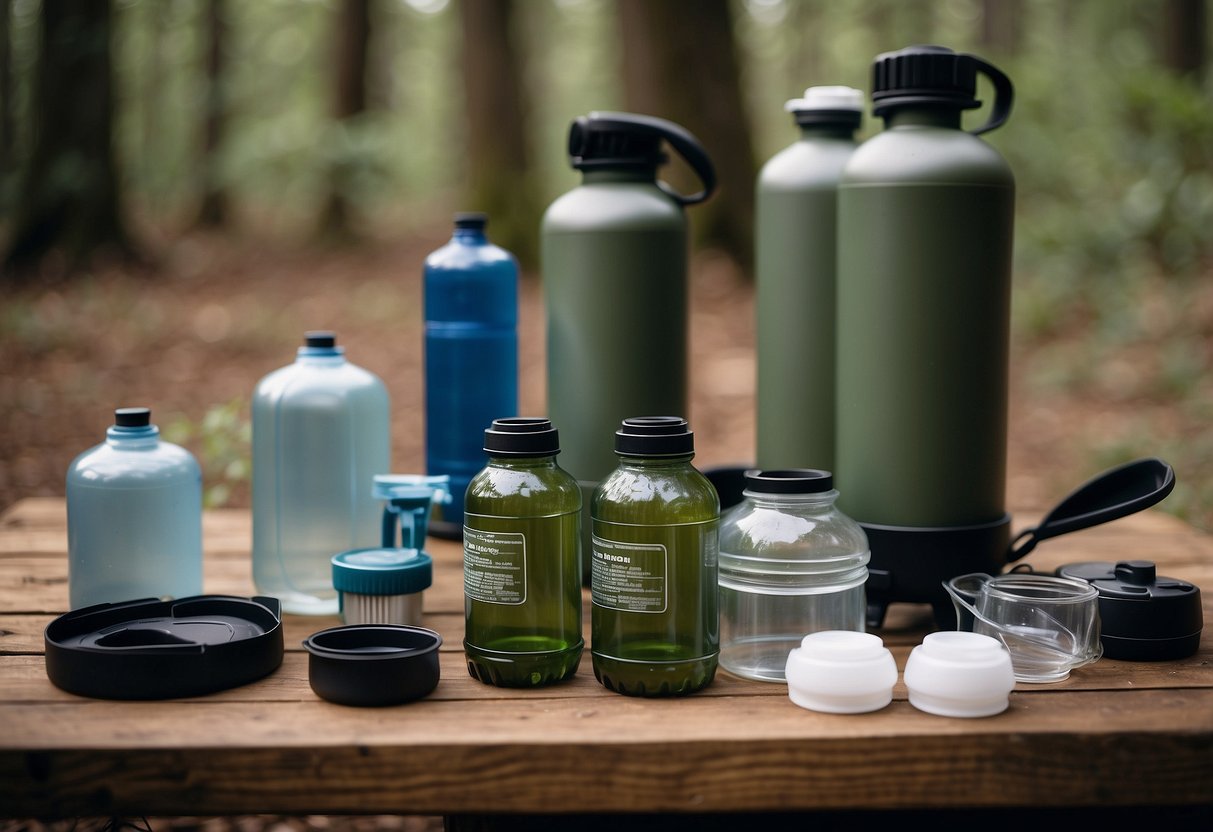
[[332, 548, 433, 596]]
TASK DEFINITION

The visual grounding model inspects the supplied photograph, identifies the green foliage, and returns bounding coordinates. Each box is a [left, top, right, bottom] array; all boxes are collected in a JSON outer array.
[[163, 398, 251, 509]]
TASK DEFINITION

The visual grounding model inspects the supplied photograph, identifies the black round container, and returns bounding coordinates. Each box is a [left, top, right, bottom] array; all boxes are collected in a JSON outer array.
[[303, 624, 442, 706]]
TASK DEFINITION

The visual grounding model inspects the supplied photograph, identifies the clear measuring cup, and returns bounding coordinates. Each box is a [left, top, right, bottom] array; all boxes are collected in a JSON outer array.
[[944, 572, 1102, 683]]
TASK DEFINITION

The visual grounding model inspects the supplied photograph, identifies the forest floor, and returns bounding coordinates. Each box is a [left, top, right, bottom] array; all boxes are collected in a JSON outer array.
[[2, 225, 1210, 832], [4, 224, 1206, 526]]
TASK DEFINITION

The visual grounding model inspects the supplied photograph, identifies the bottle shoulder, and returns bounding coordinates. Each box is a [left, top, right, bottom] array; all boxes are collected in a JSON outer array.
[[425, 239, 520, 274], [719, 502, 869, 554], [592, 463, 719, 522], [842, 127, 1014, 187], [67, 440, 201, 487], [758, 138, 858, 192], [543, 183, 684, 233], [465, 464, 583, 514], [254, 359, 388, 405]]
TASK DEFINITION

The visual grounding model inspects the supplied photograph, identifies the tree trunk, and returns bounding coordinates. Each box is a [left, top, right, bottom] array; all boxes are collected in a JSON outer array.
[[617, 0, 757, 275], [0, 0, 13, 172], [2, 0, 136, 279], [980, 0, 1025, 56], [458, 0, 537, 270], [196, 0, 229, 229], [1162, 0, 1207, 77], [318, 0, 371, 242]]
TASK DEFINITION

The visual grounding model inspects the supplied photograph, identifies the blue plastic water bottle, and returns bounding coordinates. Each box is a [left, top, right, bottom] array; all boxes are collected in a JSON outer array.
[[251, 331, 391, 615], [424, 212, 520, 528], [66, 407, 203, 609]]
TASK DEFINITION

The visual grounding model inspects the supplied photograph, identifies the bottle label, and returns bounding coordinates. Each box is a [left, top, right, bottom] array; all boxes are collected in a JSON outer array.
[[463, 527, 527, 605], [590, 536, 668, 614]]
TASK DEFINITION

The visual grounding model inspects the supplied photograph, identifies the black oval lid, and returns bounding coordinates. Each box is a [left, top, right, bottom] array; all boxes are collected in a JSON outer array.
[[44, 595, 284, 700], [1057, 560, 1202, 661]]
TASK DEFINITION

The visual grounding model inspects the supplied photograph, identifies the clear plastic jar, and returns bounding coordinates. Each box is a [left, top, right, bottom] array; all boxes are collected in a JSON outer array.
[[718, 469, 869, 682]]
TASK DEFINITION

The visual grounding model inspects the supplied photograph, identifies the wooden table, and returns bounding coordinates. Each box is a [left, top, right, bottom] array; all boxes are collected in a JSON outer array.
[[2, 497, 1211, 829]]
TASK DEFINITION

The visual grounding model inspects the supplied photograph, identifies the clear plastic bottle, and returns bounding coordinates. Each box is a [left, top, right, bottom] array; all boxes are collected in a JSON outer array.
[[463, 418, 583, 687], [591, 416, 719, 696], [424, 213, 519, 528], [66, 407, 203, 609], [718, 469, 869, 682], [251, 331, 390, 615]]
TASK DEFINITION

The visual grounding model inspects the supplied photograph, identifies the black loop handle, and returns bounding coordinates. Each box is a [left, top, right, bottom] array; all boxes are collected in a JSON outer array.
[[968, 56, 1014, 136], [579, 111, 717, 206]]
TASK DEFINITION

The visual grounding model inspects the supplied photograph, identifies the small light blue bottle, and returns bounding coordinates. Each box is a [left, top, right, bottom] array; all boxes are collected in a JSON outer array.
[[66, 407, 203, 610], [252, 331, 391, 615], [424, 212, 520, 527]]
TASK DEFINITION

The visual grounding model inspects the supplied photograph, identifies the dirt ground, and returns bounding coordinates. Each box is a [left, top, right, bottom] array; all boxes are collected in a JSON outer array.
[[2, 226, 1096, 518]]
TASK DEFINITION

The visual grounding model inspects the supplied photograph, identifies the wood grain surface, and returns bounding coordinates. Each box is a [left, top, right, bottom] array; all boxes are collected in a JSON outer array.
[[1, 498, 1210, 819]]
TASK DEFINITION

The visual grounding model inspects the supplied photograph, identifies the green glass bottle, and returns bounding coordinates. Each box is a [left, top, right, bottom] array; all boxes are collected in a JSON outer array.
[[591, 416, 720, 697], [463, 418, 583, 687]]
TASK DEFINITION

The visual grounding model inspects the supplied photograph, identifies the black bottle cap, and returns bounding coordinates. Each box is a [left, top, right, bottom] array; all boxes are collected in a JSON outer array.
[[615, 416, 694, 457], [871, 44, 982, 115], [744, 469, 833, 494], [484, 418, 560, 457], [113, 407, 151, 428], [305, 331, 337, 348], [568, 116, 666, 170], [454, 212, 488, 230], [1057, 560, 1203, 661]]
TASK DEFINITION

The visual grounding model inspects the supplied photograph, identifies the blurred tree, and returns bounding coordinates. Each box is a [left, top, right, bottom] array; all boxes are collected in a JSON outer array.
[[0, 0, 12, 173], [1162, 0, 1207, 77], [195, 0, 229, 228], [980, 0, 1025, 55], [318, 0, 371, 242], [458, 0, 539, 271], [617, 0, 756, 274], [2, 0, 137, 278]]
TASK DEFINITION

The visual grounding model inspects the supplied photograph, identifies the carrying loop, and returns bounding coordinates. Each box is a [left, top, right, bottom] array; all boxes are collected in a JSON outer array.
[[968, 56, 1014, 136], [1006, 527, 1039, 563], [1003, 458, 1175, 565], [571, 111, 717, 206]]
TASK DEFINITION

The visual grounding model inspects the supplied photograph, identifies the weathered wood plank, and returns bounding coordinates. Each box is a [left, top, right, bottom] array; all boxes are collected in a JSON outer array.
[[5, 636, 1210, 707], [0, 554, 470, 614], [1, 689, 1210, 817]]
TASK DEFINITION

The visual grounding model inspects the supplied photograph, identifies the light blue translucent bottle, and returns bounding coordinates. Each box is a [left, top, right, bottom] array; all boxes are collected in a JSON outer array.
[[424, 212, 519, 528], [66, 407, 203, 610], [252, 331, 391, 615]]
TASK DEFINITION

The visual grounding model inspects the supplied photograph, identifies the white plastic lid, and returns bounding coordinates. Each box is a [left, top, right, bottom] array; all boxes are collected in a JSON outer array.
[[903, 631, 1016, 718], [785, 630, 897, 714], [784, 85, 865, 113]]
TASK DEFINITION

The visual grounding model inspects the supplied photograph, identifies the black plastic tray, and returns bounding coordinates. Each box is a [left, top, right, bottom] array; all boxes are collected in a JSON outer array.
[[44, 595, 284, 700]]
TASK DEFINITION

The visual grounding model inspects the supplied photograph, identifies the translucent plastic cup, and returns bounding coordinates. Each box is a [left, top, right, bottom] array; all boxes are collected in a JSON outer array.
[[945, 572, 1102, 683]]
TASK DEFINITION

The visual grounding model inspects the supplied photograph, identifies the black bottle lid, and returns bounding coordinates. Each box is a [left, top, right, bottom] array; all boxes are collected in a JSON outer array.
[[615, 416, 695, 457], [305, 330, 337, 348], [44, 595, 284, 700], [1057, 560, 1203, 661], [870, 44, 1013, 135], [567, 111, 716, 206], [454, 212, 488, 230], [483, 417, 560, 457], [113, 407, 151, 428], [872, 45, 982, 111], [744, 469, 834, 494]]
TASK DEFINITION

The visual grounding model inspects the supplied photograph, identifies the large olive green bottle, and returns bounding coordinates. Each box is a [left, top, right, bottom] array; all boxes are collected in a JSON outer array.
[[835, 45, 1016, 627], [756, 86, 864, 473], [463, 418, 583, 687], [591, 417, 719, 697], [542, 112, 716, 583]]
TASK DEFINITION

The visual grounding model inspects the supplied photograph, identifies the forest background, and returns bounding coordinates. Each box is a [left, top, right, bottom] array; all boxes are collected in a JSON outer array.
[[2, 0, 1212, 541]]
